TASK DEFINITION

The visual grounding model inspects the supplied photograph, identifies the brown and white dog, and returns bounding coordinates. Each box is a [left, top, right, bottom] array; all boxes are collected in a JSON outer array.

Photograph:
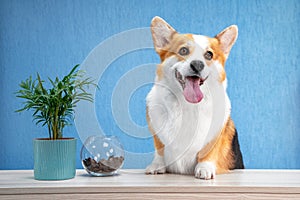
[[145, 16, 244, 179]]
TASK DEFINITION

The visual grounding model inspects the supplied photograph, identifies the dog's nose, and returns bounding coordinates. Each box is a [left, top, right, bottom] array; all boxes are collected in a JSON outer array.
[[190, 60, 204, 73]]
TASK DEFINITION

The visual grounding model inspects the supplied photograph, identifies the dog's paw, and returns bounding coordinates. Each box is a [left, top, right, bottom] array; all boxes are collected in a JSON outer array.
[[194, 162, 216, 180], [145, 162, 166, 175]]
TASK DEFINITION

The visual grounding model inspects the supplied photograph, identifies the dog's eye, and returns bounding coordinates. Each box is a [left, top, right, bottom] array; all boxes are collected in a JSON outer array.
[[204, 51, 213, 60], [178, 47, 189, 56]]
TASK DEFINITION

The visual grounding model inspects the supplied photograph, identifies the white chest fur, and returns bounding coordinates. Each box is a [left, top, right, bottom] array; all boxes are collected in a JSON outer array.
[[147, 81, 229, 174]]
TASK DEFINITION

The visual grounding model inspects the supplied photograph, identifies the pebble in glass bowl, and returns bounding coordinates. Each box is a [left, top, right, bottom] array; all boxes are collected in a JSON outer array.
[[81, 135, 124, 176]]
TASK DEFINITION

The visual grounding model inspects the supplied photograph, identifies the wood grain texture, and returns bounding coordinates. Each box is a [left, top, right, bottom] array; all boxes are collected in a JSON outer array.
[[1, 193, 300, 200], [0, 169, 299, 199]]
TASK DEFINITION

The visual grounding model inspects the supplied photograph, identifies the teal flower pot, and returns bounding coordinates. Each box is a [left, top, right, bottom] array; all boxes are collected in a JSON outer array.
[[33, 138, 77, 180]]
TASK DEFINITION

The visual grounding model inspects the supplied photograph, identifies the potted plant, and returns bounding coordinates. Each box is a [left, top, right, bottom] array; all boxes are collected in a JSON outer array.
[[16, 64, 95, 180]]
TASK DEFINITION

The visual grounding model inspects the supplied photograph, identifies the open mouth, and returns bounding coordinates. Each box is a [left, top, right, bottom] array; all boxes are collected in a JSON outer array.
[[175, 70, 208, 103]]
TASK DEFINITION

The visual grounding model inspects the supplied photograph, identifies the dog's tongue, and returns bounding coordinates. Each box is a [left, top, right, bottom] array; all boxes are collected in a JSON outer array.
[[183, 77, 203, 103]]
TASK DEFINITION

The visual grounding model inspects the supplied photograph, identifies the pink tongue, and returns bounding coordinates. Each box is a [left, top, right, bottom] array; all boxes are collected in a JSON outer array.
[[183, 77, 203, 103]]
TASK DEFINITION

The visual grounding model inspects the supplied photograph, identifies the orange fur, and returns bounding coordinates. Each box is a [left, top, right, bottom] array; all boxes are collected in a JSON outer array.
[[146, 106, 165, 156], [156, 64, 164, 81], [215, 25, 238, 57], [155, 33, 195, 81], [207, 37, 226, 66], [219, 68, 226, 82], [207, 37, 227, 82], [158, 33, 195, 62], [197, 117, 236, 174], [153, 135, 165, 156], [150, 17, 176, 56]]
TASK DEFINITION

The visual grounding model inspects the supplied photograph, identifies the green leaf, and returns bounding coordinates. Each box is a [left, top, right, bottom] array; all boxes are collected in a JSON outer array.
[[15, 64, 97, 139]]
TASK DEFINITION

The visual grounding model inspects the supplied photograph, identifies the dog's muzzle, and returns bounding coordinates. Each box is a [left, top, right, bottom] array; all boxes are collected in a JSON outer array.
[[175, 69, 208, 103]]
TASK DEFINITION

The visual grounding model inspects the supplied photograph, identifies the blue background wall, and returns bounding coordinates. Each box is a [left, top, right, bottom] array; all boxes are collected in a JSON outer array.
[[0, 0, 299, 170]]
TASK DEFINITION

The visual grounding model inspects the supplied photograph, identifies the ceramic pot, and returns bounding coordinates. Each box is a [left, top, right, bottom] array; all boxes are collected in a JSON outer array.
[[33, 138, 77, 180]]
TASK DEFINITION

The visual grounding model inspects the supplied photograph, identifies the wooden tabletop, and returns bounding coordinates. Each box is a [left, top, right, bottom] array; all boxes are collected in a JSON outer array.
[[0, 169, 299, 199]]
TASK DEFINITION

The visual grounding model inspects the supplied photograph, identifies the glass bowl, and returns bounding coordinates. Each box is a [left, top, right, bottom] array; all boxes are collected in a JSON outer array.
[[80, 135, 124, 176]]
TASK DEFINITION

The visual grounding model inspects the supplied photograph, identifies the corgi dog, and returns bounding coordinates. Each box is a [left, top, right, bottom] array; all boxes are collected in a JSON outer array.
[[145, 16, 244, 179]]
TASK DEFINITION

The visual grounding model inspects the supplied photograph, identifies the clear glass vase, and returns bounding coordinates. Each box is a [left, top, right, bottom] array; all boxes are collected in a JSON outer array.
[[80, 135, 124, 176]]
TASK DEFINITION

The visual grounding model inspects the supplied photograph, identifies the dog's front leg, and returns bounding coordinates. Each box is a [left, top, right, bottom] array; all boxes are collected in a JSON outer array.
[[194, 118, 237, 179], [145, 134, 166, 174], [194, 161, 216, 180], [145, 152, 166, 174], [194, 139, 218, 179]]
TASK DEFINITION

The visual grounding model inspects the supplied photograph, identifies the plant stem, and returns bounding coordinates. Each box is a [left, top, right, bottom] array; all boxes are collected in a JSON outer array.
[[47, 121, 51, 139], [54, 106, 59, 139]]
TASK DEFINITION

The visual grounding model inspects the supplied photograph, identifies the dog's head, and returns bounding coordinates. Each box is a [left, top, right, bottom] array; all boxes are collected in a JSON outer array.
[[151, 16, 238, 103]]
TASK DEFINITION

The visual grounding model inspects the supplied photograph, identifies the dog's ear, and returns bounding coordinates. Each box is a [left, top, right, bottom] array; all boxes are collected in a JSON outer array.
[[151, 16, 176, 53], [216, 25, 238, 58]]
